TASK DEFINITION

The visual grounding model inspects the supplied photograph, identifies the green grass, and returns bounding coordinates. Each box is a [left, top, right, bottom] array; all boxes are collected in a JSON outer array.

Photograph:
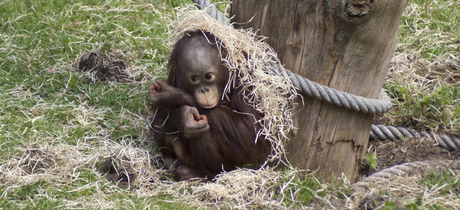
[[383, 0, 460, 134], [0, 0, 459, 209], [0, 0, 185, 144], [384, 83, 460, 132], [271, 171, 351, 208], [406, 170, 460, 209], [0, 0, 190, 208], [398, 0, 460, 60]]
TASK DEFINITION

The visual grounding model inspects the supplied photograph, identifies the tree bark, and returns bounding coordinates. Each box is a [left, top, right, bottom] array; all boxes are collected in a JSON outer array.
[[231, 0, 408, 182]]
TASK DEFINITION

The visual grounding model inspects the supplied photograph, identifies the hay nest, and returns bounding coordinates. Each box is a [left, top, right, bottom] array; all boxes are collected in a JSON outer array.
[[17, 145, 61, 175], [74, 45, 130, 82]]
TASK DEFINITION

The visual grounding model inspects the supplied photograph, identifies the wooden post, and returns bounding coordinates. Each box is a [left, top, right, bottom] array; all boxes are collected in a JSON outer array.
[[231, 0, 408, 182]]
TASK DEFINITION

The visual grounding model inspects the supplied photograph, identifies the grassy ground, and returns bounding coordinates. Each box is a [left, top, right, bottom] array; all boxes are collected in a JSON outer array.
[[382, 0, 460, 135], [0, 0, 459, 209]]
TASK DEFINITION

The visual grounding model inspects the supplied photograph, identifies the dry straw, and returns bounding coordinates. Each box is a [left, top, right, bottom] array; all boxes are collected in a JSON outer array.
[[1, 138, 310, 208]]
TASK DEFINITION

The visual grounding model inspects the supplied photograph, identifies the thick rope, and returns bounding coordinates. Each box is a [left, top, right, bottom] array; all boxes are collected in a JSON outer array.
[[191, 1, 460, 150], [352, 159, 460, 189], [192, 1, 392, 115], [351, 160, 459, 189], [352, 161, 431, 188], [370, 124, 460, 151], [271, 62, 393, 115]]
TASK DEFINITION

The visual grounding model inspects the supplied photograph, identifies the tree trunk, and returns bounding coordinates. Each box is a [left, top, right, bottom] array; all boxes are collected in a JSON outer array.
[[231, 0, 408, 182]]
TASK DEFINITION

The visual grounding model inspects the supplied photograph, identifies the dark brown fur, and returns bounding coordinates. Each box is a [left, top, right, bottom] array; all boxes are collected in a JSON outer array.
[[149, 31, 270, 180]]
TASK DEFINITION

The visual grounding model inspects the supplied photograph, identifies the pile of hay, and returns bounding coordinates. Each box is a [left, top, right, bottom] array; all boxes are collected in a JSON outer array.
[[74, 44, 156, 83], [1, 139, 310, 208]]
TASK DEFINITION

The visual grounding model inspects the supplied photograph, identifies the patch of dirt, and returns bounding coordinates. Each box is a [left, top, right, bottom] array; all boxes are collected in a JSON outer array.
[[358, 137, 460, 178], [19, 147, 60, 174], [422, 61, 460, 84], [75, 46, 129, 82], [99, 156, 138, 189]]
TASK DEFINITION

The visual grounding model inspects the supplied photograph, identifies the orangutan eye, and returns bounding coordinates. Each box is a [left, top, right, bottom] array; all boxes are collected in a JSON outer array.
[[190, 76, 200, 84], [204, 73, 215, 82]]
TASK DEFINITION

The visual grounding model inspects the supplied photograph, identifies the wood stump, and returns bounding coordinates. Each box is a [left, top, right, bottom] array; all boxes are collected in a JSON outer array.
[[231, 0, 408, 182]]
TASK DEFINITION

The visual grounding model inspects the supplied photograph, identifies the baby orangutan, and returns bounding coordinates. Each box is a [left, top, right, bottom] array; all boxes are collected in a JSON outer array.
[[149, 31, 270, 180]]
